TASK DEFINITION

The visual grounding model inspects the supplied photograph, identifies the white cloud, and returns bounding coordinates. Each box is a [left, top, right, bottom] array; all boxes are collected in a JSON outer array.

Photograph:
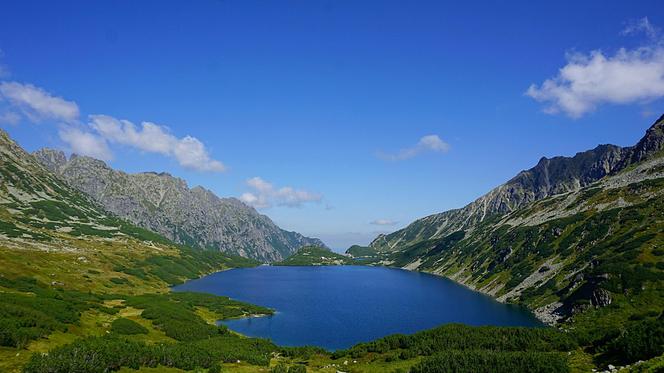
[[0, 82, 79, 122], [526, 18, 664, 118], [59, 126, 113, 161], [246, 176, 273, 192], [89, 114, 226, 172], [377, 134, 450, 161], [173, 136, 226, 172], [370, 219, 398, 226], [0, 79, 226, 173], [240, 177, 322, 209], [0, 111, 20, 125]]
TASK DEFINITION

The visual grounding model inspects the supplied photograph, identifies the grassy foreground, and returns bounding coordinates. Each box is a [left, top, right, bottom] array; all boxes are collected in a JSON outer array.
[[0, 230, 579, 373], [2, 231, 661, 373]]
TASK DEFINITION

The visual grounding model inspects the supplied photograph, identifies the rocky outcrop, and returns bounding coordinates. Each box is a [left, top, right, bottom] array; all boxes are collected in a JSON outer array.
[[33, 149, 325, 262], [591, 288, 612, 308], [616, 113, 664, 168]]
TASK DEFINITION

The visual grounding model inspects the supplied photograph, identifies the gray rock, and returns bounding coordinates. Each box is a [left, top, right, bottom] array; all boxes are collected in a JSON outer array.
[[33, 149, 325, 262], [591, 288, 612, 307]]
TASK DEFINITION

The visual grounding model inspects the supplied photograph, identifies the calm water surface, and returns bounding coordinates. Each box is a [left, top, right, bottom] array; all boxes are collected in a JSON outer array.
[[173, 265, 541, 350]]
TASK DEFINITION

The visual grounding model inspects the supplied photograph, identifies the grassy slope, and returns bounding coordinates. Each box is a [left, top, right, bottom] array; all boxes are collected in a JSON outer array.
[[0, 230, 270, 372]]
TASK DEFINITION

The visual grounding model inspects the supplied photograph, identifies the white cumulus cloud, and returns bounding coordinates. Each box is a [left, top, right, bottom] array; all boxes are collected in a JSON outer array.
[[89, 114, 226, 172], [240, 177, 322, 209], [0, 80, 226, 173], [377, 134, 450, 161], [526, 17, 664, 118], [59, 126, 113, 161], [0, 81, 79, 122]]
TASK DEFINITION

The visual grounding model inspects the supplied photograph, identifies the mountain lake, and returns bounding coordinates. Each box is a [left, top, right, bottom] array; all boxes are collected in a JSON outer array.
[[173, 265, 542, 350]]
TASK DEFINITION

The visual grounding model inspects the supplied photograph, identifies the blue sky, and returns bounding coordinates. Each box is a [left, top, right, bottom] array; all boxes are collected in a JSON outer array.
[[1, 1, 663, 250]]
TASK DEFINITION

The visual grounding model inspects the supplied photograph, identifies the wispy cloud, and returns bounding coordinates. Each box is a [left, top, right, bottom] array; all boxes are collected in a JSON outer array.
[[0, 111, 20, 125], [90, 115, 226, 172], [0, 81, 80, 123], [377, 134, 450, 161], [526, 17, 664, 118], [622, 17, 660, 39], [370, 219, 398, 226], [240, 177, 322, 209]]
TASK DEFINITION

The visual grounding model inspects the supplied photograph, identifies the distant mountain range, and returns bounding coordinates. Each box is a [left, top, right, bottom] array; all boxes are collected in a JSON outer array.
[[358, 115, 664, 323], [31, 147, 325, 263]]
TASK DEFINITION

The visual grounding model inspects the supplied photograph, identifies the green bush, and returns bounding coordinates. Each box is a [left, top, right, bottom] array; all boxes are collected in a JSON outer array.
[[281, 345, 327, 359], [271, 363, 288, 373], [24, 335, 278, 372], [288, 365, 307, 373], [23, 337, 153, 373], [604, 316, 664, 365], [0, 284, 99, 347], [410, 350, 569, 373], [124, 292, 271, 342], [110, 318, 148, 335], [109, 277, 130, 285], [332, 324, 576, 359]]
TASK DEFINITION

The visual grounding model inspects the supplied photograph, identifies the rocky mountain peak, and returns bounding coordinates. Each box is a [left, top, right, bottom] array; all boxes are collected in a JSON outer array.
[[69, 153, 112, 170], [32, 148, 68, 173], [31, 147, 326, 262], [616, 114, 664, 168]]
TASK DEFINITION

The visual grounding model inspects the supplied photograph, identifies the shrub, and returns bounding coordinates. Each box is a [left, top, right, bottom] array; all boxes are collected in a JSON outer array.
[[271, 363, 288, 373], [410, 350, 569, 373], [604, 317, 664, 365], [24, 335, 278, 372], [333, 324, 576, 359], [110, 318, 148, 335], [125, 292, 270, 342], [288, 365, 307, 373]]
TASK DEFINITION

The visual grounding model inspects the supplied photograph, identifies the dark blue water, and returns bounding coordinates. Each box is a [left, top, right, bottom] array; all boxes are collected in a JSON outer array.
[[173, 265, 542, 350]]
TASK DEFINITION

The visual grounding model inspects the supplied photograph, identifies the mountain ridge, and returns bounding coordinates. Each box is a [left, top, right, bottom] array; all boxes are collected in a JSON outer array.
[[370, 116, 664, 252], [33, 147, 326, 262], [359, 115, 664, 327]]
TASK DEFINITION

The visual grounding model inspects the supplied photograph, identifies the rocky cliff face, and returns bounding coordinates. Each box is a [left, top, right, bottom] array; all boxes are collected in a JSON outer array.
[[33, 150, 325, 262], [370, 116, 664, 252]]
